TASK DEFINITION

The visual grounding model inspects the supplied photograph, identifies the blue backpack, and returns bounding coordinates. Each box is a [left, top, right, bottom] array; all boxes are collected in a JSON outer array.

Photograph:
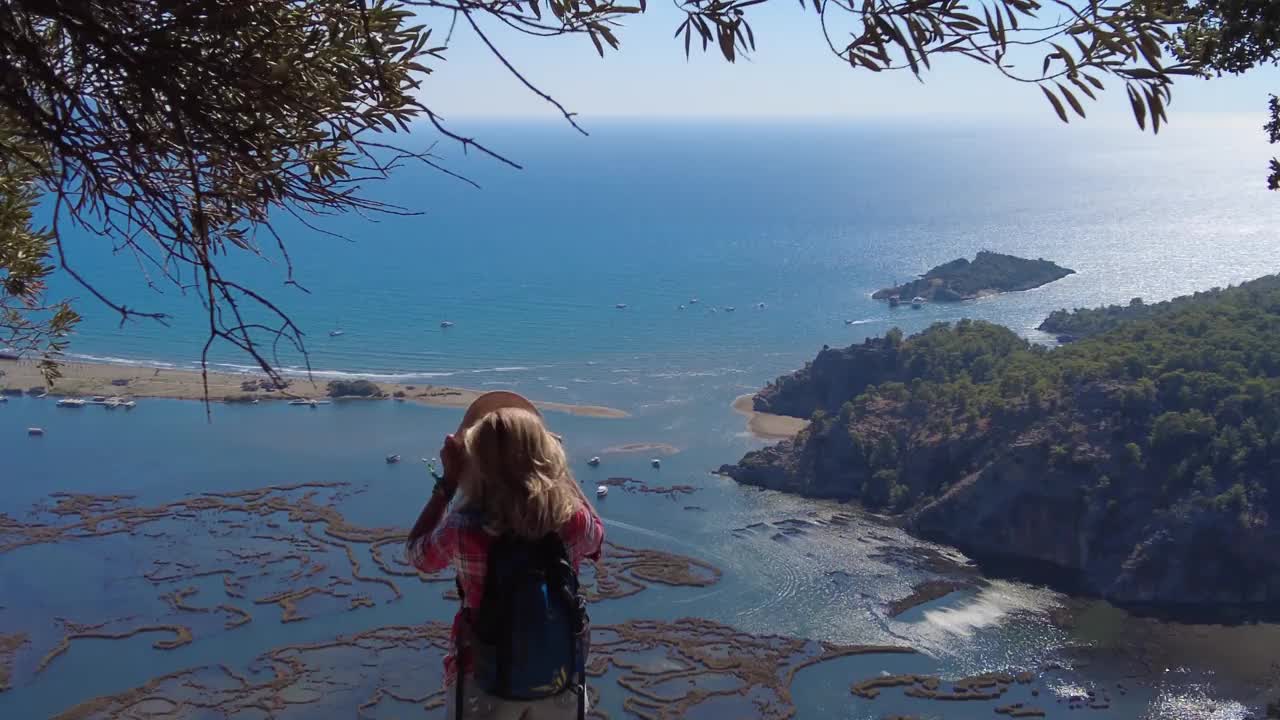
[[458, 532, 588, 719]]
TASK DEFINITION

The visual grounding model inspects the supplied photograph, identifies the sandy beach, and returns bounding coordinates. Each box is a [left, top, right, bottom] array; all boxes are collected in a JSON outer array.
[[0, 358, 628, 419], [732, 394, 809, 440]]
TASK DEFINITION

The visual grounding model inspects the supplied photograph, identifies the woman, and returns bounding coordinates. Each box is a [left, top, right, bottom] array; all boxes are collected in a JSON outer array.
[[406, 391, 604, 720]]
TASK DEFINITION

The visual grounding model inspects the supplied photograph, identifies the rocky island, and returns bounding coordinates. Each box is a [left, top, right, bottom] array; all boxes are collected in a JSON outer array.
[[723, 275, 1280, 615], [872, 251, 1074, 302]]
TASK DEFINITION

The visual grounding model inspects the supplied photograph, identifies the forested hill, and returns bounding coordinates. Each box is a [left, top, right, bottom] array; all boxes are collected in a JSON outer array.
[[723, 274, 1280, 611], [1037, 278, 1280, 339], [871, 251, 1074, 302]]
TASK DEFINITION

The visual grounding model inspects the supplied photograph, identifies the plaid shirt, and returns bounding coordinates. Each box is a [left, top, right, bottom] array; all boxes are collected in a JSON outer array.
[[408, 500, 604, 685]]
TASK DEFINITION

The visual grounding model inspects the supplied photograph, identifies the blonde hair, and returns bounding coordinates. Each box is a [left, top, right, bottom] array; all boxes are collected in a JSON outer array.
[[457, 407, 580, 539]]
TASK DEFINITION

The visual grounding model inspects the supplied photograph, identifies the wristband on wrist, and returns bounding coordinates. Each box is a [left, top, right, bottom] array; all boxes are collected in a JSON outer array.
[[432, 476, 455, 498]]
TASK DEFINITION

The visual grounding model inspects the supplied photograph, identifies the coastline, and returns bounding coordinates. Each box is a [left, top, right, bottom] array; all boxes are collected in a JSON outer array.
[[0, 358, 628, 419], [732, 393, 808, 440]]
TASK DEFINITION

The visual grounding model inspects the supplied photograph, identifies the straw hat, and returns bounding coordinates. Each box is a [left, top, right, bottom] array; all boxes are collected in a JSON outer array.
[[456, 390, 542, 435]]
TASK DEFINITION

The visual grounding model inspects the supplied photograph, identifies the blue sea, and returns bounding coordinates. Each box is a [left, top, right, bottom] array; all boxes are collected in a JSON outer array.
[[3, 120, 1279, 718]]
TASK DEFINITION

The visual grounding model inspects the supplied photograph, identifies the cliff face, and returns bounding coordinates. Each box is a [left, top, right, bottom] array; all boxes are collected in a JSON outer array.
[[909, 428, 1280, 608], [721, 314, 1280, 614]]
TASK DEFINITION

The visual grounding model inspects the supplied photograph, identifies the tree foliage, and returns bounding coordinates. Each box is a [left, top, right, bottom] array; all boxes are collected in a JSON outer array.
[[0, 120, 77, 381], [1152, 0, 1280, 186], [0, 0, 458, 392]]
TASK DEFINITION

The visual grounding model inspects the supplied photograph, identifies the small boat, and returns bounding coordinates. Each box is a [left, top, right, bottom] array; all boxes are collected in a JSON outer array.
[[386, 454, 401, 464], [440, 321, 454, 328], [689, 298, 699, 304], [329, 329, 345, 337], [911, 296, 925, 309], [844, 319, 854, 325], [0, 395, 7, 403], [587, 456, 601, 467], [596, 485, 609, 497], [650, 458, 661, 468], [888, 295, 901, 308], [677, 304, 685, 310], [57, 398, 86, 408], [288, 399, 315, 406], [724, 306, 736, 312], [615, 303, 627, 309], [90, 395, 107, 403], [122, 400, 137, 409], [757, 303, 766, 309], [27, 427, 44, 436]]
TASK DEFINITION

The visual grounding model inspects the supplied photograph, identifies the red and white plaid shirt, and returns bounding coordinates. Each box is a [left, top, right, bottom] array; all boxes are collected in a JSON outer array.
[[408, 500, 604, 685]]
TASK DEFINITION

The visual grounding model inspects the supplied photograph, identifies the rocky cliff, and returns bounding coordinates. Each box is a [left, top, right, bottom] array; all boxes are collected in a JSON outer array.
[[722, 284, 1280, 614], [751, 336, 900, 419]]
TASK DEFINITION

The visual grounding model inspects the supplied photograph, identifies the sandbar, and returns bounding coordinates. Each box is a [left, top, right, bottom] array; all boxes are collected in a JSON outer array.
[[599, 442, 681, 456], [732, 394, 809, 440], [0, 358, 627, 419]]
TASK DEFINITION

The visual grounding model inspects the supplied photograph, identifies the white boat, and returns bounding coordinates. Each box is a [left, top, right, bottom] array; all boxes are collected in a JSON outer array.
[[288, 399, 315, 406], [587, 456, 601, 467], [677, 304, 685, 310], [757, 302, 766, 309], [386, 454, 401, 464], [911, 296, 925, 309], [845, 319, 854, 325], [57, 398, 86, 408], [329, 329, 345, 337], [724, 306, 736, 312], [596, 485, 609, 497], [0, 395, 7, 403], [615, 303, 627, 309], [440, 321, 454, 328], [90, 395, 107, 403], [27, 427, 44, 436], [689, 298, 699, 304], [650, 458, 662, 468], [122, 400, 137, 409]]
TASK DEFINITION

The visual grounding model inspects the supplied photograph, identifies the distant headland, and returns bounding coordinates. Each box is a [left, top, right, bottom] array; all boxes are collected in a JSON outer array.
[[872, 251, 1075, 302]]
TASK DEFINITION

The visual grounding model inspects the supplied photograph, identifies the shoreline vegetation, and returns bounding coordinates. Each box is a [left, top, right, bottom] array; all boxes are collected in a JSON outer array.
[[0, 358, 628, 419], [732, 394, 810, 440]]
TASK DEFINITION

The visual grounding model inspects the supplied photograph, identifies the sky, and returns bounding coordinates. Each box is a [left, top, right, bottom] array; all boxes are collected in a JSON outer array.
[[414, 1, 1279, 125]]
